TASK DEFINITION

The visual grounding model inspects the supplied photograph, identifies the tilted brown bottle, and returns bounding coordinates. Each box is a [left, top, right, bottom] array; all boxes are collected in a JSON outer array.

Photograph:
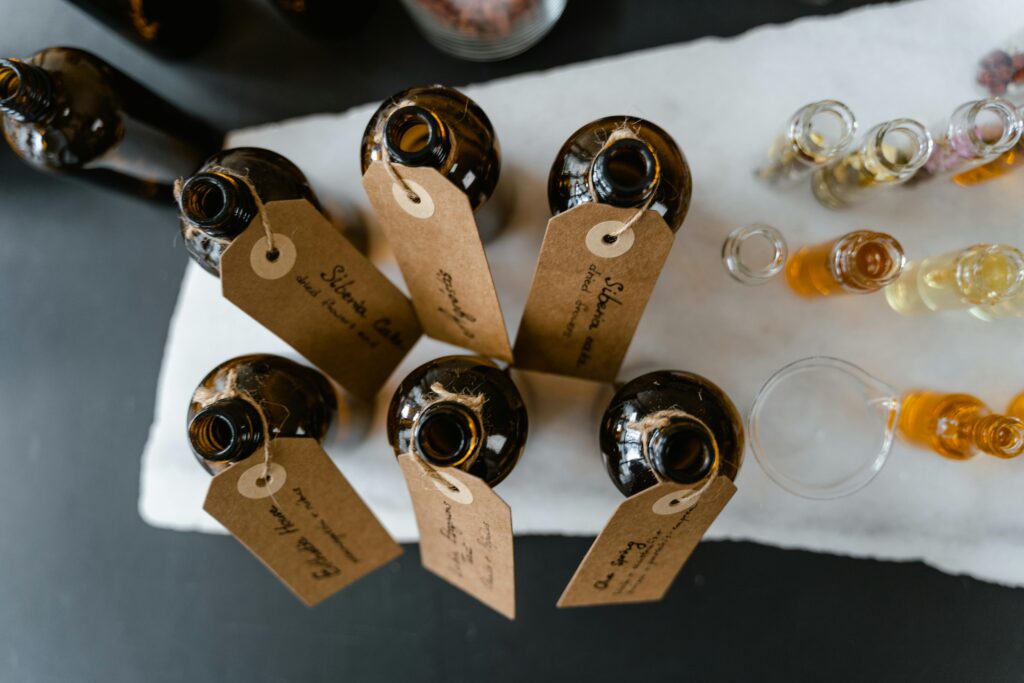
[[63, 0, 223, 60], [270, 0, 375, 39], [0, 47, 222, 200]]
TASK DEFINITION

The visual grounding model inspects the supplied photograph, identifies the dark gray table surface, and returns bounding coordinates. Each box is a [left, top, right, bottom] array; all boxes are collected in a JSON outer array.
[[2, 1, 1021, 681]]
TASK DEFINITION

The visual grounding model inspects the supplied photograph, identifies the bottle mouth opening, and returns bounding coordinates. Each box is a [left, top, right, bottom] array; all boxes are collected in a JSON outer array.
[[413, 402, 480, 468], [649, 421, 717, 485], [960, 97, 1022, 157], [956, 244, 1024, 304], [190, 406, 248, 462], [990, 418, 1024, 457], [592, 138, 658, 204], [871, 119, 933, 176], [180, 174, 234, 227], [0, 62, 21, 103], [836, 231, 905, 289], [793, 99, 857, 161], [384, 105, 446, 166]]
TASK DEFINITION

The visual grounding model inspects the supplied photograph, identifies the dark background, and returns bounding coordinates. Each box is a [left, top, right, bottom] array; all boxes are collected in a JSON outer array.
[[2, 1, 1020, 681]]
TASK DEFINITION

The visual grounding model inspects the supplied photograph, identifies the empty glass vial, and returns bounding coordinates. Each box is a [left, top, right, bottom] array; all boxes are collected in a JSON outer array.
[[548, 116, 692, 232], [755, 100, 857, 185], [918, 98, 1022, 179], [187, 354, 343, 475], [0, 47, 222, 201], [64, 0, 222, 60], [177, 147, 319, 277], [812, 118, 933, 209], [386, 356, 528, 487], [600, 371, 744, 498], [270, 0, 376, 39], [361, 85, 507, 241], [898, 391, 1024, 460], [785, 230, 905, 297], [885, 244, 1024, 317]]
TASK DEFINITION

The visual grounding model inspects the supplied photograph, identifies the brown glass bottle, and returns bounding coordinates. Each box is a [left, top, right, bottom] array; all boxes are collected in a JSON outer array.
[[600, 371, 744, 498], [0, 47, 222, 201], [386, 356, 528, 487], [177, 147, 320, 276], [898, 391, 1024, 460], [187, 354, 342, 475], [64, 0, 222, 60], [271, 0, 375, 39], [548, 116, 692, 232], [360, 85, 506, 240]]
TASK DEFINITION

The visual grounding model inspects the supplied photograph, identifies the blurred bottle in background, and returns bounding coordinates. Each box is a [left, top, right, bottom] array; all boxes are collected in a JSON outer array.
[[64, 0, 223, 60]]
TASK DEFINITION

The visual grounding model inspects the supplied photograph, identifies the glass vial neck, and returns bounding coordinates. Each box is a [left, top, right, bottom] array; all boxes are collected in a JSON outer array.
[[861, 118, 933, 182], [646, 415, 719, 485], [188, 398, 264, 465], [830, 231, 905, 292], [789, 99, 857, 165], [973, 414, 1024, 458], [955, 244, 1024, 305], [591, 137, 659, 207], [178, 172, 257, 239], [947, 98, 1022, 160], [383, 104, 450, 167], [0, 58, 55, 123], [413, 401, 481, 469]]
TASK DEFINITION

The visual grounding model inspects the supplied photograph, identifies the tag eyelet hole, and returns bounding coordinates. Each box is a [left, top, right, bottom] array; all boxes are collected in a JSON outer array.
[[409, 194, 421, 204], [603, 234, 618, 244], [669, 498, 680, 507], [256, 475, 272, 487], [265, 248, 280, 263]]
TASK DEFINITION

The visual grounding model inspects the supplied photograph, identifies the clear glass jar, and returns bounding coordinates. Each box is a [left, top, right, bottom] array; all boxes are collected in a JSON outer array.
[[400, 0, 567, 61]]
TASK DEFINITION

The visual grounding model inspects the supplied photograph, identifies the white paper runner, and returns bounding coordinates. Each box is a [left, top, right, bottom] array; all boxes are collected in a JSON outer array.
[[140, 0, 1024, 586]]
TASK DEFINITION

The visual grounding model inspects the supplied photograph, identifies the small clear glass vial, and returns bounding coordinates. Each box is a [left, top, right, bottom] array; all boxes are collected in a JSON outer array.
[[755, 100, 857, 185], [899, 391, 1024, 460], [548, 116, 692, 232], [919, 98, 1022, 178], [812, 118, 933, 208], [600, 371, 744, 498], [785, 230, 905, 297], [177, 147, 320, 277], [885, 244, 1024, 317], [386, 356, 528, 487], [187, 355, 351, 475]]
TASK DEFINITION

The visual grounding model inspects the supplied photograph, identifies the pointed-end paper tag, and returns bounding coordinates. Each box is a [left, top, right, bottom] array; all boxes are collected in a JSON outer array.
[[220, 198, 422, 400], [397, 452, 515, 619], [558, 476, 736, 608], [204, 438, 403, 607], [513, 203, 674, 382], [362, 162, 513, 362]]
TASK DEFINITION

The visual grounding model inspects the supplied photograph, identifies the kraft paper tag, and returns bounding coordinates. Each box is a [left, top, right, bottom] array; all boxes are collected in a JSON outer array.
[[513, 203, 675, 381], [220, 199, 422, 400], [204, 438, 403, 607], [397, 453, 515, 619], [558, 476, 736, 608], [362, 163, 512, 361]]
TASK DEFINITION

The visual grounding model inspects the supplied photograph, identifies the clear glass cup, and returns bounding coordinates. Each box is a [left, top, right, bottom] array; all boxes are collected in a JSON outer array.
[[400, 0, 567, 61], [748, 357, 900, 499]]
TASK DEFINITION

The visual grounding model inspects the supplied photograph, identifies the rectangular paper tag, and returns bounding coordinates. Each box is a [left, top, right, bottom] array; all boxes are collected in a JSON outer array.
[[558, 477, 735, 608], [220, 199, 422, 399], [513, 203, 675, 381], [397, 453, 516, 619], [204, 438, 403, 606], [362, 162, 513, 361]]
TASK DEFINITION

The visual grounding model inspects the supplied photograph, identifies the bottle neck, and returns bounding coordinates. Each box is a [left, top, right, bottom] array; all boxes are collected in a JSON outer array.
[[178, 172, 257, 239], [862, 119, 933, 182], [972, 414, 1024, 458], [955, 244, 1024, 305], [590, 137, 659, 207], [383, 104, 450, 168], [0, 58, 55, 123], [830, 231, 905, 292], [646, 416, 718, 485], [948, 98, 1021, 160], [188, 398, 264, 465], [413, 401, 481, 469]]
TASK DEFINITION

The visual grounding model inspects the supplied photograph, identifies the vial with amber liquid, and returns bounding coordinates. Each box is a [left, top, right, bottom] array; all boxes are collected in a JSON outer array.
[[177, 147, 321, 276], [898, 391, 1024, 460], [0, 47, 222, 200], [600, 371, 744, 498], [187, 354, 360, 475], [917, 98, 1022, 179], [548, 116, 692, 232], [361, 85, 507, 241], [387, 356, 528, 487], [785, 230, 905, 297]]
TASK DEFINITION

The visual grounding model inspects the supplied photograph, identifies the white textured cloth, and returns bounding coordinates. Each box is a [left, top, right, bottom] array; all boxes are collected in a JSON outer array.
[[140, 0, 1024, 586]]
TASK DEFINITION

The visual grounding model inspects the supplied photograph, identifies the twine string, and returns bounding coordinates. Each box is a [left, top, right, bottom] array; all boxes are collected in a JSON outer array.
[[380, 150, 421, 204], [627, 409, 720, 501], [586, 127, 657, 242]]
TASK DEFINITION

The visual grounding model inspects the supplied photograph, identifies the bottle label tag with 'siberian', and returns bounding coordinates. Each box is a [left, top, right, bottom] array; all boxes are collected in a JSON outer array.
[[558, 476, 735, 608], [220, 199, 422, 400], [204, 438, 403, 607], [513, 203, 675, 382], [362, 162, 513, 362], [397, 453, 516, 619]]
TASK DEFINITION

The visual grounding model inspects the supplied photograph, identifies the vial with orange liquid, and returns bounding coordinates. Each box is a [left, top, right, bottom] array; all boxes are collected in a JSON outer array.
[[785, 230, 905, 297], [898, 391, 1024, 460]]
